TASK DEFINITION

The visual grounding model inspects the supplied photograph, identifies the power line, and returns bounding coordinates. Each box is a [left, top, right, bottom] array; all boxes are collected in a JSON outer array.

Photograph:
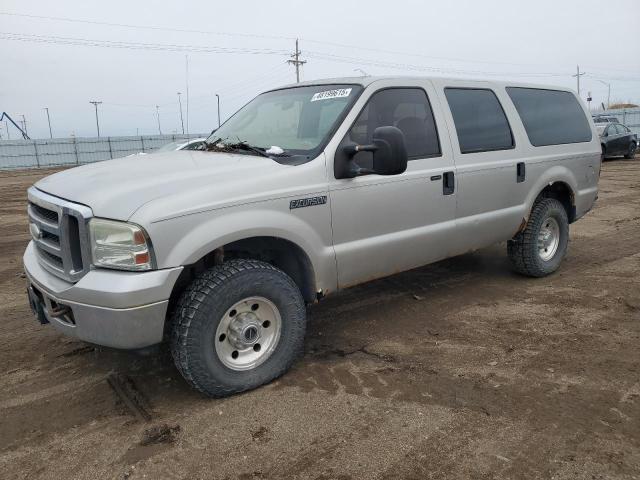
[[3, 29, 639, 83], [0, 11, 296, 42], [6, 10, 638, 76], [0, 31, 290, 56]]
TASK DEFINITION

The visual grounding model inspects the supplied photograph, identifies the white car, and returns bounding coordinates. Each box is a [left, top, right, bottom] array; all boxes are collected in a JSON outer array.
[[128, 138, 206, 157], [155, 138, 206, 152]]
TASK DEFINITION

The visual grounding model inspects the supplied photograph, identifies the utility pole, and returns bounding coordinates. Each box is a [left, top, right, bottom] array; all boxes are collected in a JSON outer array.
[[4, 120, 9, 140], [21, 115, 28, 137], [215, 94, 221, 128], [185, 55, 190, 135], [89, 101, 102, 137], [287, 38, 307, 83], [596, 79, 611, 109], [156, 105, 162, 135], [572, 65, 586, 97], [177, 92, 185, 134], [44, 107, 52, 138]]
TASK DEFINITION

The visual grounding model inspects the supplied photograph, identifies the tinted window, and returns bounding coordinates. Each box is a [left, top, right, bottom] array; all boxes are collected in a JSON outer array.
[[346, 88, 441, 160], [506, 87, 592, 146], [444, 88, 514, 153]]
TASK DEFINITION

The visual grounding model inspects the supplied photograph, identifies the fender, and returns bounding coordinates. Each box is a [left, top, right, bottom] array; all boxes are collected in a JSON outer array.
[[146, 205, 338, 295], [523, 163, 578, 221]]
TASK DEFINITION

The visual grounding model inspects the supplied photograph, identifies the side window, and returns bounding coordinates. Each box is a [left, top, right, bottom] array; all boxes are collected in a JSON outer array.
[[444, 88, 514, 153], [506, 87, 592, 146], [346, 88, 441, 161]]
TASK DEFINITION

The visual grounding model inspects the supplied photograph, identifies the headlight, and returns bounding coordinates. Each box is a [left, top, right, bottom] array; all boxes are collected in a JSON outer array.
[[89, 218, 154, 271]]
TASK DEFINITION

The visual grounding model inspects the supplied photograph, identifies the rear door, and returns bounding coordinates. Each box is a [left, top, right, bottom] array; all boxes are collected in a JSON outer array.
[[327, 80, 457, 288], [433, 80, 526, 252]]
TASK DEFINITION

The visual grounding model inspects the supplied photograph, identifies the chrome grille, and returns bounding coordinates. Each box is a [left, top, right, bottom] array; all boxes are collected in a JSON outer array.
[[27, 187, 93, 282]]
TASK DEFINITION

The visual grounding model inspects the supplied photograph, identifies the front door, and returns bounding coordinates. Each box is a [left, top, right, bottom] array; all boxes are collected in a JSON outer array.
[[328, 83, 457, 288]]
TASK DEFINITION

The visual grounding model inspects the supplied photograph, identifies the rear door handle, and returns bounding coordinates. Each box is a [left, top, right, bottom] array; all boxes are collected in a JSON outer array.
[[443, 171, 455, 195], [516, 162, 526, 183]]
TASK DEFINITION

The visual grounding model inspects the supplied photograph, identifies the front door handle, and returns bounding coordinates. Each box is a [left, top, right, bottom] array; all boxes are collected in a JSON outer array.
[[516, 162, 526, 183], [443, 171, 455, 195]]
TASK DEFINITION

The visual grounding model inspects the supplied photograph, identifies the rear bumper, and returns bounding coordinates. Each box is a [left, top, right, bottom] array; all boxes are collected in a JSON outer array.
[[24, 241, 183, 349]]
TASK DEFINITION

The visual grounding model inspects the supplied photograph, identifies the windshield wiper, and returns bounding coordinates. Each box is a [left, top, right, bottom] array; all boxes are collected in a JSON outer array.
[[203, 137, 273, 158], [229, 140, 271, 158]]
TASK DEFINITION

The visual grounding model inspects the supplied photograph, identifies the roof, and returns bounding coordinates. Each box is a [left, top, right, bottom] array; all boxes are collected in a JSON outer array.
[[274, 75, 577, 94]]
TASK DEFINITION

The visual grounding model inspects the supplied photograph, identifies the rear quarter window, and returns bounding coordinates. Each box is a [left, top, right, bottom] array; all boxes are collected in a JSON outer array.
[[506, 87, 592, 146]]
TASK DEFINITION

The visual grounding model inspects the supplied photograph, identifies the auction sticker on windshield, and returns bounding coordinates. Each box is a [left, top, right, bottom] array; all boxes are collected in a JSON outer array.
[[311, 88, 352, 102]]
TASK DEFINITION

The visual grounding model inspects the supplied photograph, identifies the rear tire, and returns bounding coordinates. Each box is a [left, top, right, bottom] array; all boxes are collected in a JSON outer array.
[[624, 141, 637, 159], [170, 259, 306, 397], [507, 198, 569, 278]]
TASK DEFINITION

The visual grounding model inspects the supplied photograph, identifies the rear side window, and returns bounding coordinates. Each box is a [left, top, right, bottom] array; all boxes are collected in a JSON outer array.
[[506, 87, 592, 146], [444, 88, 514, 153]]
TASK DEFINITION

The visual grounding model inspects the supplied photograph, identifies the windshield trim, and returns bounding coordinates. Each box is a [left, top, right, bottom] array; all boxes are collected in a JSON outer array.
[[206, 83, 365, 165]]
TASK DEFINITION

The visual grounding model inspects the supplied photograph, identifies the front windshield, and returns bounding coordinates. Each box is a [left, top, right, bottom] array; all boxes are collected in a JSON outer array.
[[206, 84, 362, 155]]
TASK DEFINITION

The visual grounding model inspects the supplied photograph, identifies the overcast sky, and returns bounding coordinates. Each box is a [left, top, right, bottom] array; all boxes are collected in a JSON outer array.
[[1, 0, 639, 139]]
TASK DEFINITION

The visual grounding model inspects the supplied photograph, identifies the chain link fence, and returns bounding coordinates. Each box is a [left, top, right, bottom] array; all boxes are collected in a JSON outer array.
[[594, 108, 640, 135], [0, 134, 207, 170]]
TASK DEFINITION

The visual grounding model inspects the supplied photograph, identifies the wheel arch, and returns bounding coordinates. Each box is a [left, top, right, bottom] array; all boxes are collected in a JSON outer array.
[[536, 181, 576, 223], [524, 166, 578, 226], [168, 234, 319, 311]]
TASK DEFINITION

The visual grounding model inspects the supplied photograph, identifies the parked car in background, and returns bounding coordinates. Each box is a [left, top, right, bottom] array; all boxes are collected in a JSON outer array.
[[592, 114, 620, 124], [128, 138, 206, 157], [597, 123, 637, 159], [156, 138, 207, 152]]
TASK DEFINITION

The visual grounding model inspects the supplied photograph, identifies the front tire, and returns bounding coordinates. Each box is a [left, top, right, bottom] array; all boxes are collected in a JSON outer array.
[[170, 259, 306, 397], [507, 198, 569, 277]]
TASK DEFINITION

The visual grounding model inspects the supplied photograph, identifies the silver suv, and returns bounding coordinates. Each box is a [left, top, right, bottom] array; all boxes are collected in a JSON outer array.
[[24, 77, 601, 397]]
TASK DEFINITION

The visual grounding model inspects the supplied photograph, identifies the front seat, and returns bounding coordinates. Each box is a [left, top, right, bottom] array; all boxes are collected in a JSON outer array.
[[395, 117, 428, 154]]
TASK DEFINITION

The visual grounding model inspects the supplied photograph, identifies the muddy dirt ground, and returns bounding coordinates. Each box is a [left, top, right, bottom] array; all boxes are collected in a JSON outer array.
[[1, 157, 639, 480]]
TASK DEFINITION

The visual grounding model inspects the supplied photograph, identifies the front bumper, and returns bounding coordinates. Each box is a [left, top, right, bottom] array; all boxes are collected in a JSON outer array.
[[24, 241, 183, 349]]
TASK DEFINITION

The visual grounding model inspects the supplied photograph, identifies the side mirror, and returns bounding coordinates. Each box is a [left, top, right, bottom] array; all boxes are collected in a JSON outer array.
[[342, 126, 408, 178]]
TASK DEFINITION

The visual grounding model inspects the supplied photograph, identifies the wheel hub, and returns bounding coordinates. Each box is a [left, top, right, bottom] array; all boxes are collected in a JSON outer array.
[[538, 217, 560, 261], [227, 312, 262, 349], [214, 296, 282, 371]]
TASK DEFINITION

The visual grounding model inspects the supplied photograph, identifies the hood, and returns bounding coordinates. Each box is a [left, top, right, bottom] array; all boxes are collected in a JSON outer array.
[[35, 151, 290, 220]]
